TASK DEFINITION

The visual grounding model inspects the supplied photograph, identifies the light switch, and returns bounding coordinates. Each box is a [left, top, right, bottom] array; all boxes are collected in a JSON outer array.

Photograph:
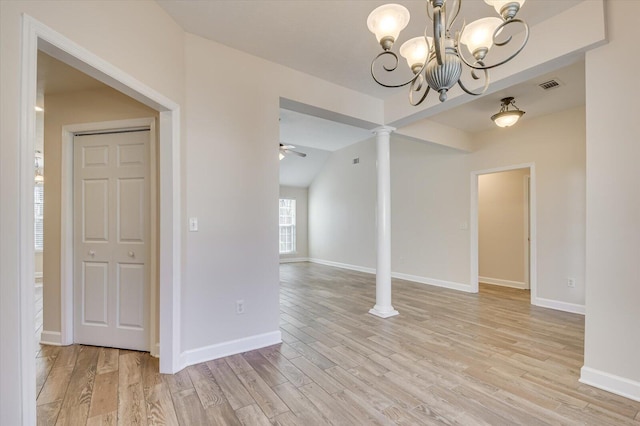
[[189, 217, 198, 232]]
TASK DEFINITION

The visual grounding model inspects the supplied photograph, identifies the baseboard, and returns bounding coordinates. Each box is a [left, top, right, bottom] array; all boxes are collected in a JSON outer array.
[[580, 366, 640, 402], [40, 330, 63, 346], [479, 276, 527, 290], [179, 330, 282, 370], [392, 272, 473, 293], [534, 297, 585, 315], [279, 257, 309, 264], [308, 258, 473, 293], [308, 258, 375, 274]]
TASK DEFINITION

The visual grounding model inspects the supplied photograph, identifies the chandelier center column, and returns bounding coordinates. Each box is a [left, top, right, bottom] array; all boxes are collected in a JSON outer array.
[[369, 126, 399, 319]]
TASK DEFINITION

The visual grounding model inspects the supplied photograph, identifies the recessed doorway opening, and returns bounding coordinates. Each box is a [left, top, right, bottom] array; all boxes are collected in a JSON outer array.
[[470, 163, 536, 304]]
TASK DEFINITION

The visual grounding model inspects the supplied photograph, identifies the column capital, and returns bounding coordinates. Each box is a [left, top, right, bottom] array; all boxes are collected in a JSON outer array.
[[371, 125, 396, 136]]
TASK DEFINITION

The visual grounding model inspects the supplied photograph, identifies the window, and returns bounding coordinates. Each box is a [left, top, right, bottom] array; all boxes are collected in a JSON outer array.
[[279, 198, 296, 254], [34, 184, 44, 251]]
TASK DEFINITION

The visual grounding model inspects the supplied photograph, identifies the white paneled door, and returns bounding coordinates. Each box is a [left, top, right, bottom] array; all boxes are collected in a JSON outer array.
[[74, 130, 150, 351]]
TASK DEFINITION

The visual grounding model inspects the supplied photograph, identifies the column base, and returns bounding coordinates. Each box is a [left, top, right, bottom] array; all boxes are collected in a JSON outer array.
[[369, 306, 399, 318]]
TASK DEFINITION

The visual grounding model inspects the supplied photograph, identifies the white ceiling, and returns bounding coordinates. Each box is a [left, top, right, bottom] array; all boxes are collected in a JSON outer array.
[[157, 1, 587, 187], [279, 144, 332, 188], [280, 109, 372, 152], [157, 0, 582, 99], [279, 109, 376, 187], [430, 59, 585, 132]]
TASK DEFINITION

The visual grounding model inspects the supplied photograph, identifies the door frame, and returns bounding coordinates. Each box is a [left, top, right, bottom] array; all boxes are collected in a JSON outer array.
[[19, 14, 182, 423], [470, 163, 537, 304], [524, 174, 531, 289], [61, 119, 158, 354]]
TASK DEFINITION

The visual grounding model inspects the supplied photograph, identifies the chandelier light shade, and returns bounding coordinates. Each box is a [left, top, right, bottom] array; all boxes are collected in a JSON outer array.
[[366, 4, 411, 50], [485, 0, 526, 20], [368, 0, 529, 106], [491, 97, 525, 127], [400, 36, 432, 71], [459, 17, 502, 58]]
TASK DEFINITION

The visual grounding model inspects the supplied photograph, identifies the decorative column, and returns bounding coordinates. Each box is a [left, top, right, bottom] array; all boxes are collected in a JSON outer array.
[[369, 126, 399, 318]]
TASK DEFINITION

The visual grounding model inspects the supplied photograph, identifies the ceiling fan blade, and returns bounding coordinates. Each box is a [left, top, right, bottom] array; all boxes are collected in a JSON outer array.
[[288, 150, 307, 157]]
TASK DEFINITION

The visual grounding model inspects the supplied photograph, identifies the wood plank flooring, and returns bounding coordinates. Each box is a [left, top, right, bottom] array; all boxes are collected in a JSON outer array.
[[36, 262, 640, 425]]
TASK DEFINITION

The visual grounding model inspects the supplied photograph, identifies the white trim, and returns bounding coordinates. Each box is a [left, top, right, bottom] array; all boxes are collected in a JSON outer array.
[[149, 120, 158, 364], [19, 15, 40, 425], [308, 259, 473, 293], [534, 297, 585, 315], [34, 272, 43, 279], [479, 276, 528, 290], [369, 307, 399, 318], [18, 17, 182, 425], [580, 366, 640, 402], [179, 331, 282, 370], [393, 272, 473, 293], [40, 331, 63, 346], [471, 163, 537, 304], [523, 175, 531, 289], [279, 257, 310, 263], [308, 258, 375, 274], [61, 118, 157, 353]]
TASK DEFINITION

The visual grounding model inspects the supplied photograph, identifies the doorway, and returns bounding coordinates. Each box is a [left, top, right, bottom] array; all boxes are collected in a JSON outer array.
[[470, 164, 537, 304], [17, 15, 183, 423]]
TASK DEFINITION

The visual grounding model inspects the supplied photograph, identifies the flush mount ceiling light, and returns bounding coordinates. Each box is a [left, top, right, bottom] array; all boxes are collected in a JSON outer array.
[[367, 0, 529, 106], [491, 96, 525, 127]]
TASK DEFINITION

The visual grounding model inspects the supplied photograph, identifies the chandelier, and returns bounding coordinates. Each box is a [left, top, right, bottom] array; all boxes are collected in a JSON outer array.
[[367, 0, 529, 105]]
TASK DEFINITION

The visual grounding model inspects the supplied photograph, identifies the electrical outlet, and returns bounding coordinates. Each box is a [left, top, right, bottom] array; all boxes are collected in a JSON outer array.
[[567, 278, 576, 288], [236, 300, 245, 314]]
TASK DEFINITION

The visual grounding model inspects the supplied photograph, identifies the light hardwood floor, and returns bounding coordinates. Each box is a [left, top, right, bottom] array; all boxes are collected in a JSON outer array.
[[36, 262, 640, 425]]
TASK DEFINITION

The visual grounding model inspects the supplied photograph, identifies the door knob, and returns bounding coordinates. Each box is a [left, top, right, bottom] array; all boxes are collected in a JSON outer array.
[[128, 251, 135, 258], [89, 250, 95, 257]]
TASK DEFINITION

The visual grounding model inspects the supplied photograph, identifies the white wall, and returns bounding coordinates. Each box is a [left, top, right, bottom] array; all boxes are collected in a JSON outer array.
[[309, 107, 586, 308], [472, 108, 586, 307], [279, 186, 309, 261], [181, 33, 381, 355], [308, 139, 377, 269], [479, 169, 530, 288], [582, 0, 640, 399]]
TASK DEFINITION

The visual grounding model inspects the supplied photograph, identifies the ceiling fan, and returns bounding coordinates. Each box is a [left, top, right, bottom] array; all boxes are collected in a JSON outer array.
[[279, 143, 307, 159]]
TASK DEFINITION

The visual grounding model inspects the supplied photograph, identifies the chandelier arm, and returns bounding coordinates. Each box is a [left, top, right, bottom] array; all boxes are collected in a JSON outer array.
[[426, 1, 434, 23], [456, 18, 529, 71], [409, 75, 432, 106], [493, 18, 529, 48], [371, 51, 421, 88], [457, 66, 490, 96], [447, 0, 461, 30], [433, 5, 445, 65]]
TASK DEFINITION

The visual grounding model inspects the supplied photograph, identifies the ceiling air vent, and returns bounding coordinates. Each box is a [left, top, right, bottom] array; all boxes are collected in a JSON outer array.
[[538, 79, 562, 90]]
